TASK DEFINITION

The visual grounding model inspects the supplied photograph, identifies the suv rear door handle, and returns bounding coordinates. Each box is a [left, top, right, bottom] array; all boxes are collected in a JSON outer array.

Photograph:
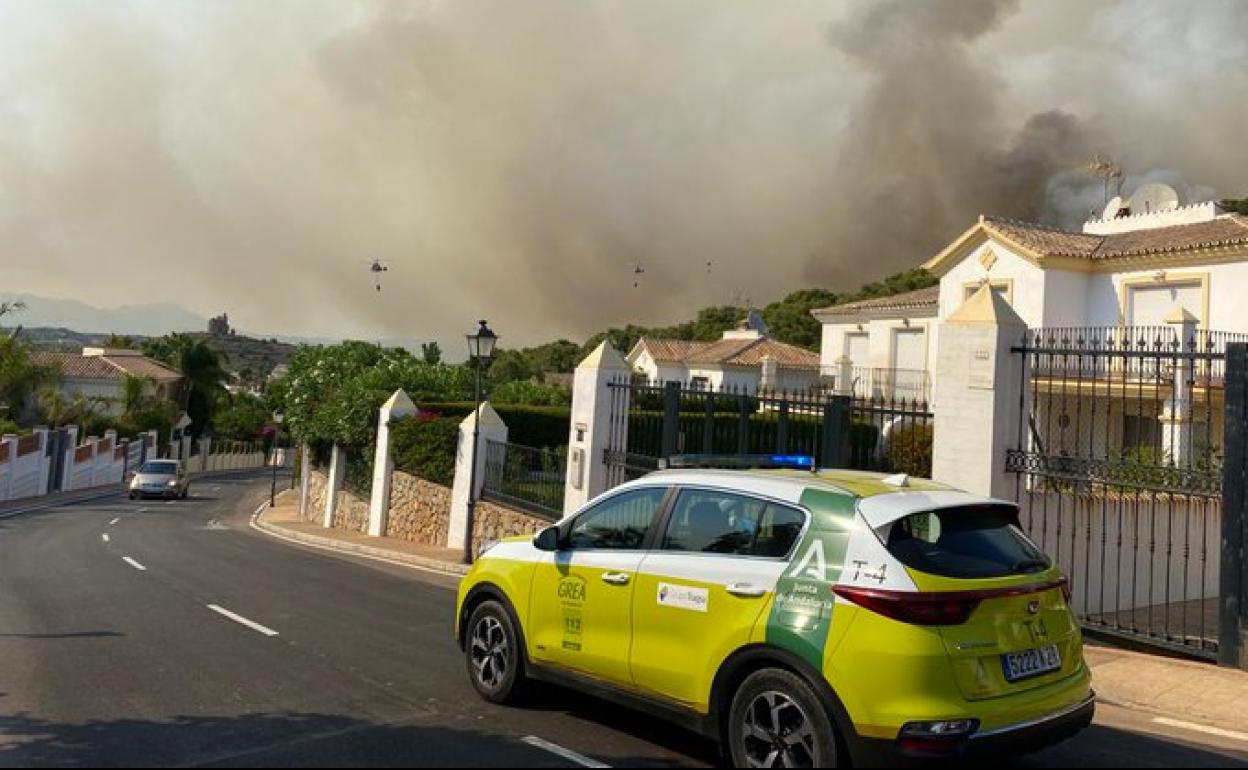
[[726, 582, 767, 597], [601, 572, 631, 586]]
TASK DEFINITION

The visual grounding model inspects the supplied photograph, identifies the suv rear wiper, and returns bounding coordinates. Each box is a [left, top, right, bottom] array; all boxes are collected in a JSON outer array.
[[1012, 558, 1050, 574]]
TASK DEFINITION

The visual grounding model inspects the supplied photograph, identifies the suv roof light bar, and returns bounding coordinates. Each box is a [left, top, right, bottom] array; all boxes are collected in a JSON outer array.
[[659, 454, 818, 472]]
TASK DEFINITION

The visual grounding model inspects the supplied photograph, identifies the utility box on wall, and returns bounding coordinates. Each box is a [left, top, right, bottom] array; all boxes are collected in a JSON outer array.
[[569, 447, 585, 491]]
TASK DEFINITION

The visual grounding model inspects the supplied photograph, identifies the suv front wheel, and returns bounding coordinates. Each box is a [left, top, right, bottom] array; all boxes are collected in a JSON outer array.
[[464, 600, 526, 704], [727, 668, 838, 768]]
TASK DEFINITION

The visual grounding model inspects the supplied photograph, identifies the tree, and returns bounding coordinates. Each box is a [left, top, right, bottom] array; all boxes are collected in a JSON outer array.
[[213, 392, 271, 441], [144, 333, 229, 437], [0, 300, 26, 319], [1223, 197, 1248, 215], [0, 334, 56, 425], [761, 289, 840, 349], [103, 334, 134, 348], [485, 349, 534, 387], [421, 341, 443, 365]]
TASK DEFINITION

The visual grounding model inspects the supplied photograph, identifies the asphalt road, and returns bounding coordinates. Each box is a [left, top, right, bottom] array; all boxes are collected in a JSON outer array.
[[0, 473, 1245, 768]]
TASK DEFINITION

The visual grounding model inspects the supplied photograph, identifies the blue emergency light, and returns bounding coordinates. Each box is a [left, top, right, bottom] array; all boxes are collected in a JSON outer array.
[[660, 454, 818, 471]]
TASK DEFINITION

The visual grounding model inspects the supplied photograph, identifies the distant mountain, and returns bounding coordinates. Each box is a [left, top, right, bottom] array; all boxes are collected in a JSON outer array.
[[0, 294, 208, 336]]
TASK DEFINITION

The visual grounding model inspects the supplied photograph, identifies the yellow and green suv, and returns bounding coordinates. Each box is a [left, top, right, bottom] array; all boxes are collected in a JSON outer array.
[[455, 460, 1094, 767]]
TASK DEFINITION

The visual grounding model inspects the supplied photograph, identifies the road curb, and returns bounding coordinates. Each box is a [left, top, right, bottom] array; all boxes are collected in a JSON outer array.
[[251, 502, 469, 578]]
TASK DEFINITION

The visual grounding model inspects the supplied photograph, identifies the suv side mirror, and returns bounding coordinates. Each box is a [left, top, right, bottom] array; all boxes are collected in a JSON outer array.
[[533, 527, 561, 552]]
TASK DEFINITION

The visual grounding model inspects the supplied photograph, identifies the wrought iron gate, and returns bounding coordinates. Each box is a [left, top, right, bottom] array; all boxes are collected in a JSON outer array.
[[603, 377, 933, 490], [1007, 327, 1247, 659]]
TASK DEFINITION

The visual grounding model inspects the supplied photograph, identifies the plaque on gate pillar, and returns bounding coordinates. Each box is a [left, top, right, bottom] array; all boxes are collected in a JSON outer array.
[[969, 347, 996, 390]]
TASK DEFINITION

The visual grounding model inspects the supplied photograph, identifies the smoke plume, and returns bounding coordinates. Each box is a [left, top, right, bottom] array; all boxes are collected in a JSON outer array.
[[0, 1, 1245, 347]]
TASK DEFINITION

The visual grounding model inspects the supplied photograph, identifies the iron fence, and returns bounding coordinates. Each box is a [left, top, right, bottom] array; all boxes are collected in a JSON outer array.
[[480, 439, 566, 520], [604, 378, 933, 489], [1007, 326, 1231, 659]]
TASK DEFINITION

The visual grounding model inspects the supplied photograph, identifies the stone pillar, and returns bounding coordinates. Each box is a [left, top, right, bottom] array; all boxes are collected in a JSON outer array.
[[61, 425, 80, 491], [447, 402, 508, 550], [323, 444, 345, 528], [835, 354, 854, 398], [298, 444, 311, 517], [1162, 306, 1201, 467], [931, 284, 1028, 498], [368, 389, 417, 537], [0, 434, 16, 501], [760, 355, 778, 393], [563, 342, 630, 515], [33, 427, 51, 496]]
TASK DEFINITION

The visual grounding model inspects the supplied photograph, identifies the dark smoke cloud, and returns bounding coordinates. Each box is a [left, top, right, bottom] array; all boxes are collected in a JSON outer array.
[[0, 1, 1245, 348]]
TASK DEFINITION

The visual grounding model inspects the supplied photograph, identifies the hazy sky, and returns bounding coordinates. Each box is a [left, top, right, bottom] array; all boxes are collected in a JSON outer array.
[[1, 0, 1245, 348]]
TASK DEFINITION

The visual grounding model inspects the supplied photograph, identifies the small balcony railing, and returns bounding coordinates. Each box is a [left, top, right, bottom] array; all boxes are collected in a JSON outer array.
[[818, 366, 930, 403]]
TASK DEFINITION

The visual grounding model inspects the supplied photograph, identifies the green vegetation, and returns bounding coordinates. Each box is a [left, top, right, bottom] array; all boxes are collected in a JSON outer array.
[[143, 333, 230, 438], [390, 414, 460, 486], [1222, 197, 1248, 215]]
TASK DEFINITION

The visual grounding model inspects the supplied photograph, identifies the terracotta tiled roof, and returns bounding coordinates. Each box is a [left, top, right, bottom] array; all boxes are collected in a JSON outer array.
[[637, 336, 818, 369], [636, 338, 708, 363], [813, 286, 939, 318], [983, 214, 1248, 259], [30, 351, 182, 383]]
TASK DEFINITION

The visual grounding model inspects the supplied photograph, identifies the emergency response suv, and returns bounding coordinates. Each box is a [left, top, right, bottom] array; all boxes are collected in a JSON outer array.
[[455, 457, 1094, 766]]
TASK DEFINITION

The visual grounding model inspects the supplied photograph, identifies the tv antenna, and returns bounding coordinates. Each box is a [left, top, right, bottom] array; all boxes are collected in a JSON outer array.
[[1086, 155, 1124, 207]]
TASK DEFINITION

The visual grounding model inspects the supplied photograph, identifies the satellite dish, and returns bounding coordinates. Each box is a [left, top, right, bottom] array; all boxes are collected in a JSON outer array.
[[1129, 183, 1180, 215], [1102, 195, 1125, 221]]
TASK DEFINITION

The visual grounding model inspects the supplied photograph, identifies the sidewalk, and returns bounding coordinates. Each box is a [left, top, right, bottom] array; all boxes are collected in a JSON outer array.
[[254, 491, 1248, 731], [253, 490, 468, 577], [1085, 643, 1248, 732]]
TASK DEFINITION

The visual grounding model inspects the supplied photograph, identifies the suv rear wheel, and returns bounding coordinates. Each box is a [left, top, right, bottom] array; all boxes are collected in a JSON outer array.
[[464, 600, 526, 704], [727, 668, 837, 768]]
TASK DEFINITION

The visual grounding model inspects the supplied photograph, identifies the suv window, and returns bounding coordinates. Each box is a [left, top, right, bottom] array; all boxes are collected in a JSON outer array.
[[566, 487, 667, 550], [879, 504, 1050, 579], [661, 489, 805, 557]]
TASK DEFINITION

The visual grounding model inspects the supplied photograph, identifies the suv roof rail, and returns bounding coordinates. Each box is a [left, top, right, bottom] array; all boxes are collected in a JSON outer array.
[[659, 454, 817, 472]]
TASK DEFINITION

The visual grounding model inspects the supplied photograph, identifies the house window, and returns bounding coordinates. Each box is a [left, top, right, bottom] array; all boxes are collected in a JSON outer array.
[[845, 333, 869, 367], [689, 376, 710, 391], [1122, 414, 1161, 455], [1126, 281, 1203, 328], [891, 328, 926, 372]]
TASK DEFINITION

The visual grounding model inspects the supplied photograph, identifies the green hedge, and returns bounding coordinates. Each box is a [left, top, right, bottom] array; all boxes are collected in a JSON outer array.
[[416, 402, 570, 450], [390, 416, 460, 486]]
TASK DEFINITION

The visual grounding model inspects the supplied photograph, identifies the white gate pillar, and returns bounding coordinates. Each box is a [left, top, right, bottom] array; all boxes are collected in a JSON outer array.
[[298, 444, 311, 516], [931, 285, 1028, 498], [368, 390, 417, 537], [323, 444, 345, 528], [1162, 306, 1201, 467], [563, 342, 630, 515], [448, 403, 508, 550]]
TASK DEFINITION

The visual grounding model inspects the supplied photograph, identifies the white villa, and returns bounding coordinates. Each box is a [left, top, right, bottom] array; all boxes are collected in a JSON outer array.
[[626, 310, 820, 392], [29, 347, 184, 417], [813, 199, 1248, 402]]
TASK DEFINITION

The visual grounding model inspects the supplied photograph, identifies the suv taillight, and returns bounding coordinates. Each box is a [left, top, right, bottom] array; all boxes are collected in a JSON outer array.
[[832, 578, 1069, 627], [832, 586, 981, 626]]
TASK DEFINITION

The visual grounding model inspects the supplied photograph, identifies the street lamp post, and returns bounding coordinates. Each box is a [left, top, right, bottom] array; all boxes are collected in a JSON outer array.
[[270, 410, 285, 508], [463, 320, 498, 564]]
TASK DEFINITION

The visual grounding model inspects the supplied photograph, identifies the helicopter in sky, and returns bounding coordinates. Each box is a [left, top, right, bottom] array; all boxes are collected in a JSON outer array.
[[363, 258, 390, 292], [627, 262, 645, 289]]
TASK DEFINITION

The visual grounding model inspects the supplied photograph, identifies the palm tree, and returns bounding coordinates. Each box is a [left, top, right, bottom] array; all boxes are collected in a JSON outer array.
[[156, 335, 228, 437]]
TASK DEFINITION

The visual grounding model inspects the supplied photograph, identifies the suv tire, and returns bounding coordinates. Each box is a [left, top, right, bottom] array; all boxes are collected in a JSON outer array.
[[727, 668, 838, 768], [465, 600, 526, 704]]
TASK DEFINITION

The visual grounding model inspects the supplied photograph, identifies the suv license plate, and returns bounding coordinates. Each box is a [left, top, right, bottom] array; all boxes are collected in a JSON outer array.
[[1002, 644, 1062, 683]]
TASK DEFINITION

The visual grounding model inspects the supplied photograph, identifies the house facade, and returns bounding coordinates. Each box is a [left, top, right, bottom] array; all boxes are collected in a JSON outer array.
[[626, 311, 820, 393], [30, 347, 184, 417], [814, 200, 1248, 399]]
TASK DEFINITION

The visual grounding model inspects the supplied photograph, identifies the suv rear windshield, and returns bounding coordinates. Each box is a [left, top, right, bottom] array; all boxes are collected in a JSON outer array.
[[877, 505, 1050, 579]]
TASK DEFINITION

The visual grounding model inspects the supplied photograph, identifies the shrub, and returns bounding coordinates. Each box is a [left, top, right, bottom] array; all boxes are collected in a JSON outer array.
[[390, 415, 460, 486], [416, 402, 570, 450], [488, 379, 572, 407], [886, 421, 933, 478]]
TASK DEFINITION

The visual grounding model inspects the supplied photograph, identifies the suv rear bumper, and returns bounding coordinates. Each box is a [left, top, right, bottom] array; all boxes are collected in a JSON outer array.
[[849, 693, 1095, 766]]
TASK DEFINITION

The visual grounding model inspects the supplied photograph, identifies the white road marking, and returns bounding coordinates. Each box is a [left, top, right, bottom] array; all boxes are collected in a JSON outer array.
[[206, 604, 279, 637], [521, 737, 610, 768], [1153, 717, 1248, 743], [122, 556, 146, 571], [109, 517, 120, 525], [101, 533, 110, 543], [138, 507, 148, 513]]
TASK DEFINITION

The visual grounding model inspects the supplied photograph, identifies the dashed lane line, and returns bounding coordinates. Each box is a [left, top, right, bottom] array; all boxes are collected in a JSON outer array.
[[521, 737, 612, 768], [206, 604, 280, 637], [122, 556, 147, 571], [101, 533, 110, 543], [109, 517, 120, 526]]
